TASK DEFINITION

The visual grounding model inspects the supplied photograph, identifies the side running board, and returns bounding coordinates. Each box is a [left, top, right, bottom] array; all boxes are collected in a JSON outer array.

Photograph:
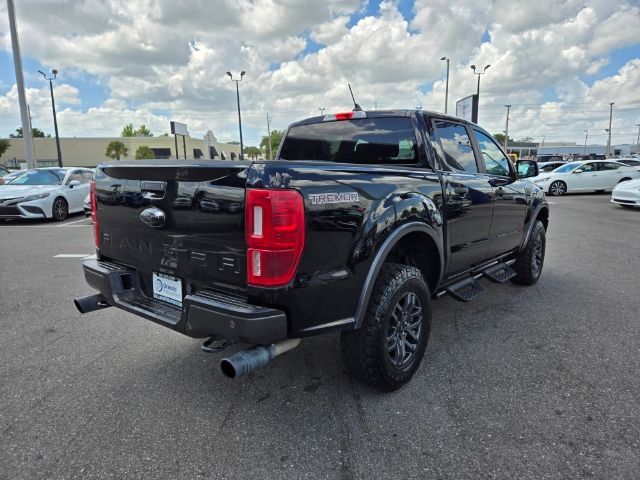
[[444, 276, 485, 302], [440, 260, 516, 302], [483, 262, 516, 283]]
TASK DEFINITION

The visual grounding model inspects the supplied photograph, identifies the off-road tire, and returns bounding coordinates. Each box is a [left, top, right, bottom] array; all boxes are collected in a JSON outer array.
[[340, 263, 431, 391], [52, 197, 68, 221], [511, 220, 546, 286]]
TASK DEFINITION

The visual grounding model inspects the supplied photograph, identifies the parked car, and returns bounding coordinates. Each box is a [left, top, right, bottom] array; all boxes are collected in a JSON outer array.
[[537, 161, 566, 173], [0, 167, 94, 221], [1, 169, 25, 185], [74, 109, 549, 391], [83, 194, 91, 216], [532, 160, 640, 196], [611, 178, 640, 208], [617, 158, 640, 167]]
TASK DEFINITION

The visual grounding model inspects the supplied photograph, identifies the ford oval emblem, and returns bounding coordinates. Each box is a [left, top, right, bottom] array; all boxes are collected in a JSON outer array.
[[140, 207, 166, 228]]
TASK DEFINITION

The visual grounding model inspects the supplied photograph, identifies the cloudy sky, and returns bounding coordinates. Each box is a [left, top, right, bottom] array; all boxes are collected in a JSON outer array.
[[1, 0, 639, 147]]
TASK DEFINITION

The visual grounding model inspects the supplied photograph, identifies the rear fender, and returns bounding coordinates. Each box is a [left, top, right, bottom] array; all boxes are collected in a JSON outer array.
[[354, 222, 444, 328]]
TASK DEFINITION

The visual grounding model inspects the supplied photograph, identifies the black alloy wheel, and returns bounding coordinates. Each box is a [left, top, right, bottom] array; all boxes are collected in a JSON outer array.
[[512, 220, 546, 286], [341, 263, 431, 391], [52, 197, 68, 221]]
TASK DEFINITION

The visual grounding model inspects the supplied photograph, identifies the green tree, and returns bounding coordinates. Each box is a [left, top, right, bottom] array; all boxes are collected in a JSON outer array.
[[121, 123, 154, 137], [121, 124, 136, 137], [244, 146, 261, 160], [105, 140, 128, 160], [260, 130, 284, 159], [136, 124, 153, 137], [135, 145, 155, 159], [493, 133, 510, 144], [517, 136, 535, 143], [0, 139, 10, 158], [10, 127, 47, 138]]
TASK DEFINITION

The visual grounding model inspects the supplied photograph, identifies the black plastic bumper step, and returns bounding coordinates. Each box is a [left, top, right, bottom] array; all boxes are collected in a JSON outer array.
[[445, 276, 485, 302], [483, 262, 516, 283]]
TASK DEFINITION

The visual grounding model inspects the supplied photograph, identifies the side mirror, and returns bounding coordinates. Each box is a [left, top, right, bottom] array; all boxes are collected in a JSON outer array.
[[573, 169, 584, 174], [516, 160, 538, 179], [68, 180, 81, 188]]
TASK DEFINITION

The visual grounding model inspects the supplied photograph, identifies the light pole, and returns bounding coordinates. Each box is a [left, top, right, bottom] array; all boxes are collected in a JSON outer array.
[[440, 56, 449, 114], [583, 130, 588, 155], [266, 112, 273, 161], [606, 102, 614, 158], [318, 107, 325, 116], [38, 69, 62, 167], [635, 124, 640, 154], [503, 105, 511, 152], [470, 64, 490, 121], [226, 71, 245, 160], [605, 128, 610, 158]]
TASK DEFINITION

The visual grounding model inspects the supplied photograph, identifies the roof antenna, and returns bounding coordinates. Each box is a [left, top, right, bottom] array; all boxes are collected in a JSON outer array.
[[348, 84, 363, 111]]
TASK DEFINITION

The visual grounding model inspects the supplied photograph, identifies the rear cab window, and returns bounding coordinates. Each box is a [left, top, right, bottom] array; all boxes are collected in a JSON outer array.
[[279, 116, 419, 166]]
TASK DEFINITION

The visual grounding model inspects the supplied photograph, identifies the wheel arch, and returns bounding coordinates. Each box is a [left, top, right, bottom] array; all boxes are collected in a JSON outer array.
[[519, 204, 549, 251], [354, 222, 444, 329]]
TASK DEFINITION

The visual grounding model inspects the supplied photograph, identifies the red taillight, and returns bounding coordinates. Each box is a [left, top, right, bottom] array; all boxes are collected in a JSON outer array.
[[90, 180, 99, 248], [245, 188, 305, 287]]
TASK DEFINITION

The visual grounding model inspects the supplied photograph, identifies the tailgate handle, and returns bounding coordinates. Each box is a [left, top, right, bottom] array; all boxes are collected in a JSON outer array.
[[140, 181, 166, 193]]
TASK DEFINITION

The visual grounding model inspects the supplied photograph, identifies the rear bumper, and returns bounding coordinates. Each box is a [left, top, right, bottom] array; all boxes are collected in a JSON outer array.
[[80, 259, 288, 344]]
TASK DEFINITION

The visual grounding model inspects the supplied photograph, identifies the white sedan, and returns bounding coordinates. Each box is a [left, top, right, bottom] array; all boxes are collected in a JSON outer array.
[[0, 167, 93, 221], [532, 160, 640, 196], [611, 178, 640, 209]]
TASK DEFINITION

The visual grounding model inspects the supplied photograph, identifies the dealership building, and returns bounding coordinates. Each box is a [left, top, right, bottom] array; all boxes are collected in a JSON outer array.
[[1, 132, 246, 168]]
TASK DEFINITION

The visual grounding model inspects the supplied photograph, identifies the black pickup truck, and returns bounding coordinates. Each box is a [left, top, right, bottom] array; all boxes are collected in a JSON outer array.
[[75, 109, 548, 391]]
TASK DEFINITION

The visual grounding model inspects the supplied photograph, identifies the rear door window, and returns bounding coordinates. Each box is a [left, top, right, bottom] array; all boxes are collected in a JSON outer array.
[[597, 162, 621, 171], [431, 120, 479, 173], [279, 117, 418, 165]]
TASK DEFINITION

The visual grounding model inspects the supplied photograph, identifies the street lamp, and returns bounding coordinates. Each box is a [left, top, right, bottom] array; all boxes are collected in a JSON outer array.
[[605, 128, 610, 158], [503, 105, 511, 152], [583, 130, 588, 155], [38, 68, 62, 167], [635, 124, 640, 154], [318, 107, 325, 116], [470, 64, 490, 121], [606, 102, 614, 158], [440, 56, 449, 114], [227, 71, 245, 160]]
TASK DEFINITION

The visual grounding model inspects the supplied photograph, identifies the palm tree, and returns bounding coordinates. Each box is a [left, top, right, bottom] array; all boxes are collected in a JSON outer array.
[[105, 141, 128, 160], [135, 145, 155, 159]]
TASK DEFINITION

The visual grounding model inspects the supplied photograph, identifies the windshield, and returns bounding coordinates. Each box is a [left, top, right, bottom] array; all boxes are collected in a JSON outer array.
[[279, 117, 418, 165], [9, 169, 65, 185], [552, 162, 581, 173]]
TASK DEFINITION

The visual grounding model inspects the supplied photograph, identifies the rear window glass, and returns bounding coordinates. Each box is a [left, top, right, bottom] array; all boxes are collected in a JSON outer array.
[[279, 117, 418, 165]]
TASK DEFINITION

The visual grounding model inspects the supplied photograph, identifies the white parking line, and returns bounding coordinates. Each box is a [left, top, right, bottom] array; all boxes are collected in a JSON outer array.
[[54, 254, 94, 258], [57, 218, 91, 226]]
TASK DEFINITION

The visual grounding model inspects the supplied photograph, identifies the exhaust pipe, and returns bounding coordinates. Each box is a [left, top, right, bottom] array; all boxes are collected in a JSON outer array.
[[74, 294, 110, 314], [220, 338, 301, 379]]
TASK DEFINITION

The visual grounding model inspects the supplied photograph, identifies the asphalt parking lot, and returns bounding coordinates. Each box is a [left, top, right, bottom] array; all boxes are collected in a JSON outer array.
[[1, 195, 639, 480]]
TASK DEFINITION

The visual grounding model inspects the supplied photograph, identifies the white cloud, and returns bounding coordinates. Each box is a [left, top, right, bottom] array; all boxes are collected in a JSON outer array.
[[0, 0, 638, 147]]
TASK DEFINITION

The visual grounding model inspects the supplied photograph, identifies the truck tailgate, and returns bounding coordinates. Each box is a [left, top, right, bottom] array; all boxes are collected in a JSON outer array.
[[94, 161, 250, 296]]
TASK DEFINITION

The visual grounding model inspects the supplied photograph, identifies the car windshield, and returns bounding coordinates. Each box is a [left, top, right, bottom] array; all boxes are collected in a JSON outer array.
[[552, 162, 581, 173], [9, 169, 65, 185]]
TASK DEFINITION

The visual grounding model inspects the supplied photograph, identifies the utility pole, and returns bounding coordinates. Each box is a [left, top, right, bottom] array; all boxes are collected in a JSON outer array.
[[583, 130, 588, 155], [6, 0, 36, 169], [266, 112, 273, 161], [607, 102, 614, 158], [39, 69, 63, 167], [441, 57, 450, 114], [503, 105, 511, 152]]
